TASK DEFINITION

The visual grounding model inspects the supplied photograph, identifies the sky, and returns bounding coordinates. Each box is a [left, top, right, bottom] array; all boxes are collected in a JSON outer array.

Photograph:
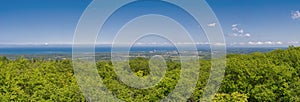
[[1, 0, 300, 47]]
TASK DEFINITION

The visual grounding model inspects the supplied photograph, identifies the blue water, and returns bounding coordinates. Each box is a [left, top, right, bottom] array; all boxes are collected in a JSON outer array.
[[0, 46, 180, 55], [0, 47, 72, 55], [0, 46, 284, 55]]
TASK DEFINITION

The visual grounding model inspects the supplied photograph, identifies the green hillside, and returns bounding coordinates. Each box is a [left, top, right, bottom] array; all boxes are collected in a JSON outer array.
[[0, 46, 299, 101]]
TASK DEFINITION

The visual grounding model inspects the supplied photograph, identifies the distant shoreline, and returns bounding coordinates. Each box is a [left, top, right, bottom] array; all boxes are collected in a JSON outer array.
[[0, 46, 287, 60], [0, 46, 286, 55]]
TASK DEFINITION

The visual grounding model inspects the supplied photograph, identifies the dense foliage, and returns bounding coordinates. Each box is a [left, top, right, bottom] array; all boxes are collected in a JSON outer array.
[[0, 46, 299, 101], [0, 57, 85, 101]]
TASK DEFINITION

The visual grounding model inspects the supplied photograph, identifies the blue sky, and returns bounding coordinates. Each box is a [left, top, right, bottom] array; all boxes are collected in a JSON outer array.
[[207, 0, 300, 46], [1, 0, 300, 47], [0, 0, 91, 44]]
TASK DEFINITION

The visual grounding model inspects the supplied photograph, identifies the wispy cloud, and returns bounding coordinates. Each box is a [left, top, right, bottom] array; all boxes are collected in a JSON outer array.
[[288, 41, 299, 44], [291, 10, 300, 20], [232, 24, 238, 28], [232, 33, 251, 37], [248, 41, 283, 45], [229, 24, 251, 37], [207, 22, 217, 27], [229, 41, 294, 46]]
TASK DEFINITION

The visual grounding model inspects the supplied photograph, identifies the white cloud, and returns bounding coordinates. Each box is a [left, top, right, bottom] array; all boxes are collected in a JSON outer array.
[[196, 42, 210, 45], [244, 33, 251, 37], [232, 24, 238, 28], [276, 41, 283, 45], [232, 33, 251, 37], [230, 41, 298, 46], [288, 41, 299, 44], [248, 41, 259, 45], [238, 29, 244, 34], [265, 41, 273, 45], [248, 41, 283, 45], [212, 43, 226, 46], [207, 23, 217, 27], [257, 42, 263, 45], [291, 10, 300, 20], [230, 24, 251, 38]]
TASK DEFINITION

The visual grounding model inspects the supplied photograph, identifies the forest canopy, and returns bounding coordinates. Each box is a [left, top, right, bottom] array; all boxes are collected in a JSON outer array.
[[0, 46, 299, 101]]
